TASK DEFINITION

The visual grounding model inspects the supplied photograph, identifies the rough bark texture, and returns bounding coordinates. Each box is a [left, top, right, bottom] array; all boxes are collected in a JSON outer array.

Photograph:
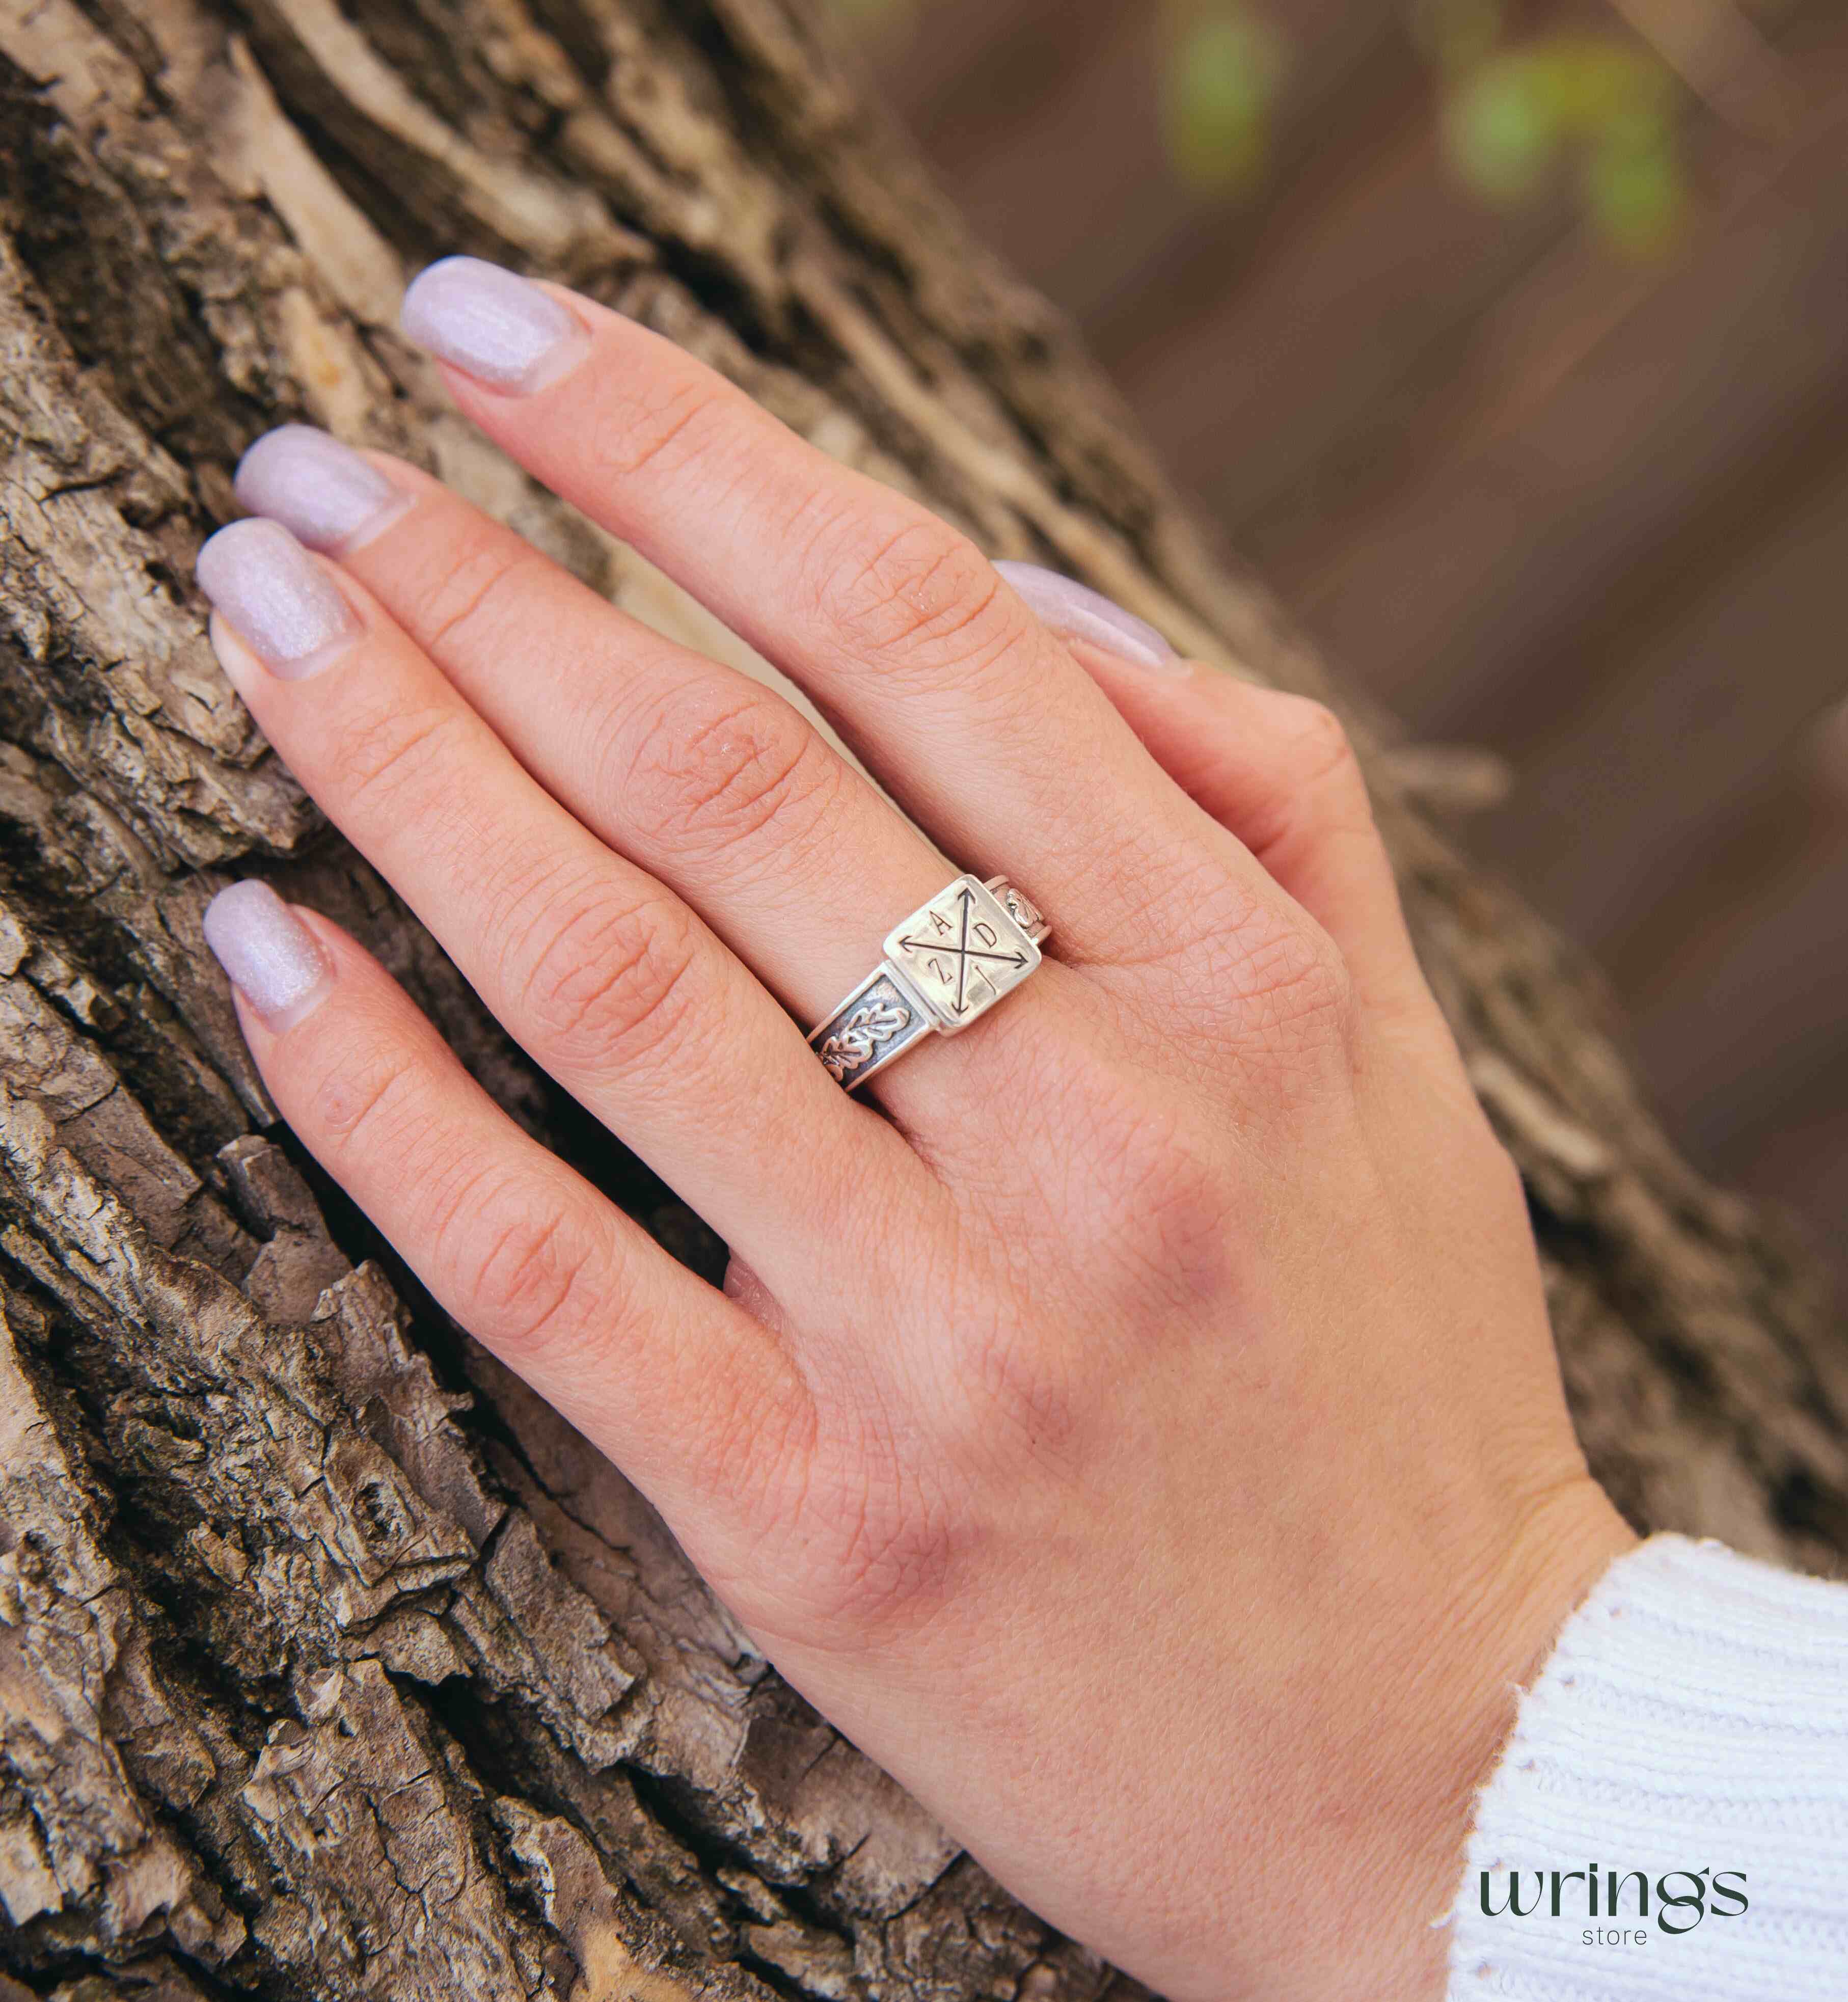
[[0, 1, 1842, 1996]]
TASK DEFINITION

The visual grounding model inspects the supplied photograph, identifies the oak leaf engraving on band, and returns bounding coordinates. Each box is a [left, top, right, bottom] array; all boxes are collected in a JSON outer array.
[[818, 997, 912, 1081]]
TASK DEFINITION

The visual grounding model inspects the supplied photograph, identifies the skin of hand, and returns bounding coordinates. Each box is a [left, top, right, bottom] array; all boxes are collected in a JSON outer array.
[[195, 258, 1637, 2001]]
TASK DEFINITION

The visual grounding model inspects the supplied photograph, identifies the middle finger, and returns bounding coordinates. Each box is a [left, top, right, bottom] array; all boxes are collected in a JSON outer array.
[[395, 261, 1268, 968]]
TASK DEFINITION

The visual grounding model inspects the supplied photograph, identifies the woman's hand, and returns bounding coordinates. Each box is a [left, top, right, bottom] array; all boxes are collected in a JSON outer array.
[[196, 257, 1634, 2002]]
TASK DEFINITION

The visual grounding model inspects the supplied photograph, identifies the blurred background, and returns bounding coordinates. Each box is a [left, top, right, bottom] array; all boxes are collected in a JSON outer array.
[[832, 0, 1847, 1290]]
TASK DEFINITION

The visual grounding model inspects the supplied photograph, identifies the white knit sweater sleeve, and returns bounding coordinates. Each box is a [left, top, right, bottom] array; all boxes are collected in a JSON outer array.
[[1444, 1531, 1848, 2001]]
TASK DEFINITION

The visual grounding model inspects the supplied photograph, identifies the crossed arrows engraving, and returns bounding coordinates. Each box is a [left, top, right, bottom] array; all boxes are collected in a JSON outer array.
[[897, 885, 1027, 1015]]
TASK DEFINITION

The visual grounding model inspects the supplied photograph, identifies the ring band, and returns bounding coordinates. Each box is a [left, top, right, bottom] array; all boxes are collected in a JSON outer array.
[[808, 874, 1050, 1091]]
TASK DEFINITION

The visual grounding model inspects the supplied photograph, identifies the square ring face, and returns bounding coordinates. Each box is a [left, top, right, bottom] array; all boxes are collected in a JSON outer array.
[[884, 875, 1041, 1035]]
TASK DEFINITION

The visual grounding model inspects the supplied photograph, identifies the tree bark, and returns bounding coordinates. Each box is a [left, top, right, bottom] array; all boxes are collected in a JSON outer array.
[[0, 2, 1842, 1995]]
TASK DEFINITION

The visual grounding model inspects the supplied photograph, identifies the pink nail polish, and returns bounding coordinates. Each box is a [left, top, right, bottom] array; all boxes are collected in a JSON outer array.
[[399, 256, 587, 393], [195, 519, 359, 678], [202, 881, 334, 1029], [235, 426, 409, 553], [994, 561, 1184, 673]]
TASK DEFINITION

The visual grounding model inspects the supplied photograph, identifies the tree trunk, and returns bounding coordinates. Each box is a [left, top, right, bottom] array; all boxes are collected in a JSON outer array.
[[0, 2, 1841, 1995]]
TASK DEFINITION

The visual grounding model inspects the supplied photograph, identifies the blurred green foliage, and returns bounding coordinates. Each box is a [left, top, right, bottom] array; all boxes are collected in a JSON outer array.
[[1159, 3, 1290, 194], [824, 0, 1691, 255], [1441, 31, 1687, 252]]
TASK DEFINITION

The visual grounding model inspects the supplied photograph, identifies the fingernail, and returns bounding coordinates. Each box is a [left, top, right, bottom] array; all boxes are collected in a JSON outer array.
[[195, 519, 359, 678], [400, 256, 586, 393], [994, 561, 1183, 673], [234, 426, 410, 553], [202, 881, 335, 1030]]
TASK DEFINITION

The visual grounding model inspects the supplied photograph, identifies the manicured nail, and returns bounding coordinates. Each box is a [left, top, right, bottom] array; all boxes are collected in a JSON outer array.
[[195, 519, 359, 678], [202, 881, 334, 1030], [994, 561, 1183, 673], [234, 426, 409, 553], [399, 256, 586, 393]]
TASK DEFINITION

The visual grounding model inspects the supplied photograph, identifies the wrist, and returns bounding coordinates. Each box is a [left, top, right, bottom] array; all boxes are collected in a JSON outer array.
[[1381, 1477, 1640, 2000], [1174, 1476, 1636, 2002]]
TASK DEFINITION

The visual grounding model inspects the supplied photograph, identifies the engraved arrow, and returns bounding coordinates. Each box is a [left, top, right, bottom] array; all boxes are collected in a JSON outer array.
[[897, 887, 1026, 1014]]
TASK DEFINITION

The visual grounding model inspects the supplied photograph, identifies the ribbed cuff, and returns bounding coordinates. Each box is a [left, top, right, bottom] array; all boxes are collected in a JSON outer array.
[[1445, 1532, 1848, 2001]]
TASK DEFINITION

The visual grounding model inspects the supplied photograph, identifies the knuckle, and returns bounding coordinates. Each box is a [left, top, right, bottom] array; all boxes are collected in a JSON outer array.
[[338, 697, 466, 823], [1170, 877, 1354, 1060], [989, 1042, 1238, 1321], [616, 681, 839, 864], [953, 1305, 1089, 1476], [802, 1449, 963, 1642], [509, 876, 704, 1070], [830, 1497, 959, 1637], [304, 1037, 422, 1160], [698, 1396, 966, 1649], [1079, 1110, 1232, 1291], [1205, 695, 1377, 862], [412, 538, 554, 662], [1282, 696, 1368, 807], [587, 376, 723, 486], [803, 506, 1014, 680], [441, 1182, 601, 1356], [1238, 911, 1354, 1044], [687, 1359, 805, 1512]]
